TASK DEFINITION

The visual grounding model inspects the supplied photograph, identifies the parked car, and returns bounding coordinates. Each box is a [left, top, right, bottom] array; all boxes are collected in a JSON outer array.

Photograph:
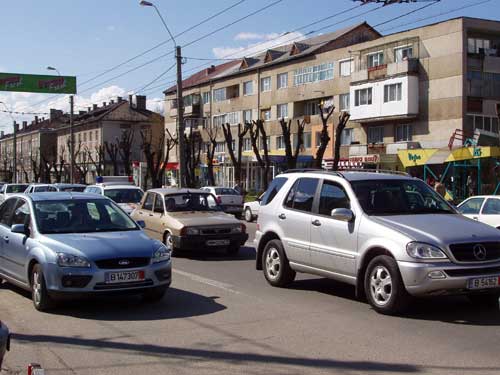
[[132, 188, 248, 255], [0, 184, 29, 202], [0, 193, 171, 311], [243, 194, 264, 222], [24, 183, 57, 194], [84, 176, 143, 215], [53, 183, 87, 192], [457, 195, 500, 229], [0, 320, 9, 369], [255, 170, 500, 315], [200, 187, 243, 217]]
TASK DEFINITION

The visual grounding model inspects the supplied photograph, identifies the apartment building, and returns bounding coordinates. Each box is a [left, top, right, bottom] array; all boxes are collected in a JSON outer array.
[[164, 17, 500, 190]]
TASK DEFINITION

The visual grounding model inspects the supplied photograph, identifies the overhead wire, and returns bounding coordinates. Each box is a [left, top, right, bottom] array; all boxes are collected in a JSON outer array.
[[372, 0, 441, 28]]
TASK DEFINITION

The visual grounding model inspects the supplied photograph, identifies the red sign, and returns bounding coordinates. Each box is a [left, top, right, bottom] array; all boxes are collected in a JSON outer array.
[[349, 154, 380, 164], [165, 162, 179, 170]]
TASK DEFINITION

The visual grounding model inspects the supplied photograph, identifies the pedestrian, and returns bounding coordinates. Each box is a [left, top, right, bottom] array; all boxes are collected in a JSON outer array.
[[434, 179, 446, 197], [467, 174, 476, 197]]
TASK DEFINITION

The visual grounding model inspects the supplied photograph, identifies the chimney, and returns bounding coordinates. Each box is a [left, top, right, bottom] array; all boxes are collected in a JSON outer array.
[[207, 65, 216, 74], [22, 121, 27, 130], [34, 116, 39, 124], [87, 107, 91, 112], [50, 108, 63, 121], [93, 104, 98, 110], [136, 95, 146, 110], [110, 99, 114, 104], [0, 131, 4, 138], [129, 94, 134, 108], [79, 110, 85, 115], [41, 117, 45, 121], [102, 101, 107, 107], [117, 96, 123, 102]]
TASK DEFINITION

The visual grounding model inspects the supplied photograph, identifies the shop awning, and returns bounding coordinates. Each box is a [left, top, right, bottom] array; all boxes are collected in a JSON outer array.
[[398, 146, 500, 168]]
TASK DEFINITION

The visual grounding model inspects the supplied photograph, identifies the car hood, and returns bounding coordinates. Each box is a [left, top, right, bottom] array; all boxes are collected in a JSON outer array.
[[39, 231, 160, 260], [371, 214, 500, 246], [167, 211, 239, 227], [117, 202, 139, 214]]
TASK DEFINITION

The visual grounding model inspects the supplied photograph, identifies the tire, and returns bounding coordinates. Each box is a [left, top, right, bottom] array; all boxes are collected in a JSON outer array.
[[468, 293, 500, 307], [364, 255, 411, 315], [142, 286, 168, 302], [262, 239, 295, 287], [226, 245, 240, 255], [244, 208, 254, 222], [164, 232, 178, 257], [31, 264, 53, 312]]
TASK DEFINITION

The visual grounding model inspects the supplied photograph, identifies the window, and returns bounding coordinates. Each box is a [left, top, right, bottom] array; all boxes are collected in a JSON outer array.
[[368, 126, 384, 144], [318, 181, 350, 216], [83, 133, 87, 142], [395, 124, 412, 142], [458, 197, 485, 214], [243, 109, 252, 124], [12, 199, 30, 226], [260, 177, 288, 206], [226, 111, 240, 125], [215, 142, 225, 153], [354, 88, 372, 106], [243, 138, 252, 151], [384, 83, 402, 102], [367, 52, 384, 68], [260, 77, 271, 92], [304, 100, 320, 116], [154, 194, 164, 213], [293, 62, 334, 86], [339, 59, 353, 77], [0, 199, 16, 226], [394, 46, 413, 62], [276, 135, 285, 150], [339, 93, 350, 111], [261, 109, 271, 121], [243, 81, 253, 95], [468, 37, 491, 54], [303, 132, 311, 148], [277, 72, 288, 89], [482, 198, 500, 215], [315, 131, 322, 147], [284, 178, 318, 212], [89, 132, 93, 141], [341, 128, 353, 145], [213, 88, 226, 102], [202, 92, 210, 104], [213, 114, 226, 126], [142, 193, 155, 211], [277, 103, 288, 119]]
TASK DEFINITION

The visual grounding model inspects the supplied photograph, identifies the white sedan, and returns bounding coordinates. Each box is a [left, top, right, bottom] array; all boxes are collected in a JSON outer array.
[[243, 194, 263, 222], [457, 195, 500, 228]]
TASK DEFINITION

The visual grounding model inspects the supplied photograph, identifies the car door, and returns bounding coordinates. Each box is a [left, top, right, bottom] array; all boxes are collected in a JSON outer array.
[[457, 197, 485, 220], [309, 179, 357, 278], [0, 198, 19, 280], [148, 193, 165, 241], [479, 197, 500, 228], [3, 199, 32, 282], [278, 178, 319, 265], [135, 192, 155, 237]]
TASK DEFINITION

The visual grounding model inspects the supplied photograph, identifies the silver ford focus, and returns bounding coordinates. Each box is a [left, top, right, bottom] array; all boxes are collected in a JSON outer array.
[[0, 193, 172, 311]]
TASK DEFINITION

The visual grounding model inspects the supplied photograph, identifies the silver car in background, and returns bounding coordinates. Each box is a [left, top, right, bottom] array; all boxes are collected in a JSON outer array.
[[0, 184, 29, 202], [0, 193, 171, 311]]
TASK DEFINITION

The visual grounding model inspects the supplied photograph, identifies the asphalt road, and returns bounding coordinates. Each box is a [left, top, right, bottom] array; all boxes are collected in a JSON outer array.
[[2, 221, 500, 374]]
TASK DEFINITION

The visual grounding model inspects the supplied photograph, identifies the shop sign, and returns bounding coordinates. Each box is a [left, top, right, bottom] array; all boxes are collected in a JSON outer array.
[[0, 72, 76, 94], [349, 154, 380, 164], [407, 153, 422, 162]]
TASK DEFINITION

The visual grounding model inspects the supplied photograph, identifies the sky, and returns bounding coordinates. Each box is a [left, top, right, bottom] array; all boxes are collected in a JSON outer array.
[[0, 0, 499, 131]]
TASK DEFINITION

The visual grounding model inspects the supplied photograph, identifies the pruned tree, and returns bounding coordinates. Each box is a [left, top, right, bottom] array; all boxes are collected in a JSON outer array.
[[118, 129, 135, 176], [51, 144, 68, 183], [140, 129, 176, 189], [183, 126, 203, 187], [20, 158, 29, 183], [104, 141, 119, 175], [75, 150, 90, 183], [279, 118, 306, 170], [0, 150, 13, 182], [248, 119, 271, 190], [86, 144, 105, 177], [30, 150, 43, 182], [204, 124, 219, 186], [314, 102, 336, 168], [332, 111, 351, 171], [221, 122, 249, 186]]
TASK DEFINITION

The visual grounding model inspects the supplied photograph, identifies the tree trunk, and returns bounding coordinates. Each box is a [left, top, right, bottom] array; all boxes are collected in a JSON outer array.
[[332, 111, 350, 171], [314, 103, 335, 168]]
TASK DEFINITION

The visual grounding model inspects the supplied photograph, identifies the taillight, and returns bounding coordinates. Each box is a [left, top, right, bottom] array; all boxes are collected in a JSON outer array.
[[216, 196, 222, 204], [128, 176, 134, 183], [256, 223, 260, 231]]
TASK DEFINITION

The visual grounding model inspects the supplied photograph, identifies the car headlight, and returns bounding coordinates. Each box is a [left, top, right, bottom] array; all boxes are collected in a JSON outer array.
[[230, 224, 245, 233], [183, 227, 200, 235], [56, 253, 91, 268], [152, 245, 171, 264], [406, 242, 448, 260]]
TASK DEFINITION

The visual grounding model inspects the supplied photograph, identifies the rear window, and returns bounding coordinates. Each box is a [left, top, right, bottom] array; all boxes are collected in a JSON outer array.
[[6, 184, 29, 193], [260, 177, 288, 206], [215, 188, 238, 195], [104, 188, 143, 204]]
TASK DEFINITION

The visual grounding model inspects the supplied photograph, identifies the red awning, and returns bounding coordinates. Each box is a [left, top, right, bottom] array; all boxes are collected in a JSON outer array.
[[165, 162, 179, 170]]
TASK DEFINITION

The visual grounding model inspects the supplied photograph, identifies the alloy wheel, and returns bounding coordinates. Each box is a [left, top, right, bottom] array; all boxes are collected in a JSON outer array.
[[265, 247, 281, 280], [32, 271, 42, 306], [369, 265, 393, 306]]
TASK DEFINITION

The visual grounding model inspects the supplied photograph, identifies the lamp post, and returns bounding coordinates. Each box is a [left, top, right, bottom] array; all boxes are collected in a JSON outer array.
[[140, 0, 186, 188], [0, 101, 17, 183]]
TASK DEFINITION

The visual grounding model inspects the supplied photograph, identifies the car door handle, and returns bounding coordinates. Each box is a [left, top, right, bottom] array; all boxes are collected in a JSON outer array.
[[473, 216, 479, 220], [312, 219, 321, 227], [149, 214, 154, 217], [278, 213, 286, 220], [3, 236, 9, 243]]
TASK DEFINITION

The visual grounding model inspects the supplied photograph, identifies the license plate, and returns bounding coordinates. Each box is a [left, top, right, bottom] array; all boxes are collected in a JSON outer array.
[[206, 239, 230, 246], [467, 276, 500, 290], [105, 270, 145, 284]]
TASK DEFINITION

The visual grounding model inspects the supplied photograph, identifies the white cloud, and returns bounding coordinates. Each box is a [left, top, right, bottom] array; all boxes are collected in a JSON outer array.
[[106, 25, 116, 32], [234, 32, 280, 41], [213, 31, 305, 59]]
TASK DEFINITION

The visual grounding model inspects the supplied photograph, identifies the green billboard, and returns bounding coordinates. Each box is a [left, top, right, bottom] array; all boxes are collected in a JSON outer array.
[[0, 72, 76, 94]]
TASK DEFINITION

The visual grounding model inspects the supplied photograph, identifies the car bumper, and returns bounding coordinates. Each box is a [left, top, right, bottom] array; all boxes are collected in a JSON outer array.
[[220, 205, 243, 214], [172, 233, 248, 250], [43, 260, 172, 297], [398, 260, 500, 296]]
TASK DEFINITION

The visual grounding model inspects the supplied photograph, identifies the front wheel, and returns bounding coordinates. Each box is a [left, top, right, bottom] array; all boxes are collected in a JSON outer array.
[[262, 239, 295, 287], [31, 264, 53, 312], [364, 255, 411, 315], [244, 208, 253, 222]]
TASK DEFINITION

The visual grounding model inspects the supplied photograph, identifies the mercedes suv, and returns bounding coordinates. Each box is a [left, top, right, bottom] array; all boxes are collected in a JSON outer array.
[[255, 170, 500, 315]]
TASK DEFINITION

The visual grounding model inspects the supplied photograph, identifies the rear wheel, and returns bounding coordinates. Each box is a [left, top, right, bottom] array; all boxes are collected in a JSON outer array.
[[262, 239, 295, 287], [142, 286, 168, 302], [31, 264, 53, 311], [468, 293, 500, 307], [164, 232, 178, 257], [244, 208, 253, 222]]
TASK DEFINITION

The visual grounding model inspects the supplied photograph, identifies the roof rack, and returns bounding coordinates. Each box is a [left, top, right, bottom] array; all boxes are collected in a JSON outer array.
[[341, 168, 410, 177], [282, 168, 344, 178]]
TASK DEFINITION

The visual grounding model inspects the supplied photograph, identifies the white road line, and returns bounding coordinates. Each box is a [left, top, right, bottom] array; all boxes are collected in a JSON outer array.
[[173, 269, 241, 295]]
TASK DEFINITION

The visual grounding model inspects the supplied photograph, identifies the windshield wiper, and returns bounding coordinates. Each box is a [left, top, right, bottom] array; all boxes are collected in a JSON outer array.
[[413, 208, 454, 214]]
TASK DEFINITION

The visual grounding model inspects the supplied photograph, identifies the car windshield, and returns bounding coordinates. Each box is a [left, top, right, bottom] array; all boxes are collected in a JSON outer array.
[[164, 193, 220, 212], [351, 179, 456, 216], [60, 186, 86, 192], [104, 188, 143, 203], [34, 186, 56, 192], [34, 199, 138, 234], [6, 184, 29, 193], [215, 188, 238, 195]]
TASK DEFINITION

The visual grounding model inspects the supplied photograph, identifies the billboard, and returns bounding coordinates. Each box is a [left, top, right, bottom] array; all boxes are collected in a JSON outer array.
[[0, 72, 76, 94]]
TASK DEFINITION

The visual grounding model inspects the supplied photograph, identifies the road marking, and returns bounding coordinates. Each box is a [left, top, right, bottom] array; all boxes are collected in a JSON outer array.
[[173, 269, 241, 295]]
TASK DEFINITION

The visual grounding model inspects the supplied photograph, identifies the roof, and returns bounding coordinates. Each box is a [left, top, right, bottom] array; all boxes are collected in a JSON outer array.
[[148, 188, 207, 195], [280, 169, 412, 181], [21, 192, 108, 202]]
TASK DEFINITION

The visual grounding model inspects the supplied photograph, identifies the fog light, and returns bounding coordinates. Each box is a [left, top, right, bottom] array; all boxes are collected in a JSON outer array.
[[428, 270, 446, 279]]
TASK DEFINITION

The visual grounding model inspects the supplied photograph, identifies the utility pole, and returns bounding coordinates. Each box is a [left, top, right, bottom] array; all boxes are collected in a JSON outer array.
[[69, 95, 74, 183], [12, 121, 17, 183], [176, 45, 186, 188]]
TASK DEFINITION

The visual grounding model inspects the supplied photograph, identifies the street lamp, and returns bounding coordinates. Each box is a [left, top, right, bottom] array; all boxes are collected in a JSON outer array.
[[0, 101, 17, 183], [140, 0, 186, 188], [46, 66, 61, 76]]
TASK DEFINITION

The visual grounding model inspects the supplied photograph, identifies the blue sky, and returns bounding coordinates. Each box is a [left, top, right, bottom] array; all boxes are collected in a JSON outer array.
[[0, 0, 498, 127]]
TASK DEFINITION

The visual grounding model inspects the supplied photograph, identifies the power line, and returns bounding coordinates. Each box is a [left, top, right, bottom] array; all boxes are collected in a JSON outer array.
[[372, 0, 440, 28], [134, 62, 177, 94], [0, 109, 49, 116]]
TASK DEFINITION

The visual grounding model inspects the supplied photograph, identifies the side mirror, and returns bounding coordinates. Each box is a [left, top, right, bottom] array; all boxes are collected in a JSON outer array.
[[136, 220, 146, 229], [330, 208, 354, 222], [11, 224, 29, 236]]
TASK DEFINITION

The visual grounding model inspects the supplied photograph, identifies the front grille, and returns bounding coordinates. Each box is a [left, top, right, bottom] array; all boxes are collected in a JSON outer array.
[[94, 257, 150, 269], [200, 227, 231, 235], [445, 266, 500, 277], [449, 242, 500, 262], [93, 279, 154, 290]]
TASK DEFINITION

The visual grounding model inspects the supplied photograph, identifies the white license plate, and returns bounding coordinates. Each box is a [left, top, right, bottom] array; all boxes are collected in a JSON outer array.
[[206, 239, 230, 246], [105, 270, 145, 284], [467, 276, 500, 290]]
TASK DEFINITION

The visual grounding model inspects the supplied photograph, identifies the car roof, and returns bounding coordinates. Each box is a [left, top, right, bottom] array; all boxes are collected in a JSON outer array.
[[89, 184, 142, 190], [463, 195, 499, 199], [148, 188, 207, 195], [53, 183, 86, 187], [14, 192, 108, 202], [279, 169, 413, 182]]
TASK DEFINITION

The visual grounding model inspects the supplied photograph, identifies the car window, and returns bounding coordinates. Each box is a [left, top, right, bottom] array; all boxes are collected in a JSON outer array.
[[215, 188, 238, 195], [6, 185, 29, 193], [164, 193, 220, 212], [12, 199, 31, 226], [318, 181, 350, 216], [261, 177, 288, 206], [481, 198, 500, 215], [104, 188, 143, 204], [154, 194, 164, 213], [458, 197, 485, 215], [284, 178, 318, 213], [0, 199, 17, 227], [142, 193, 154, 211]]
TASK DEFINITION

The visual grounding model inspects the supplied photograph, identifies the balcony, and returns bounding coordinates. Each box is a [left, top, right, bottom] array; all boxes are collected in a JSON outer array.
[[351, 58, 419, 84]]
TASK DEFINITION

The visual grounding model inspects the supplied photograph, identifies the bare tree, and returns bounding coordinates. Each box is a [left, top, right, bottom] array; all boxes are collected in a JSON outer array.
[[118, 129, 135, 176], [279, 118, 306, 170], [204, 124, 219, 186], [86, 145, 105, 177], [248, 119, 271, 190], [221, 122, 249, 186], [20, 158, 29, 183], [332, 111, 351, 171], [0, 150, 13, 182], [314, 102, 336, 168], [52, 144, 67, 183], [184, 126, 203, 187], [140, 130, 171, 189], [104, 141, 119, 175], [75, 150, 90, 183], [30, 150, 43, 182]]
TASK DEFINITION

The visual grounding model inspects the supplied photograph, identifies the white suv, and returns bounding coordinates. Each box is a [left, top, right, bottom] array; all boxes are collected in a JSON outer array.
[[255, 169, 500, 315]]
